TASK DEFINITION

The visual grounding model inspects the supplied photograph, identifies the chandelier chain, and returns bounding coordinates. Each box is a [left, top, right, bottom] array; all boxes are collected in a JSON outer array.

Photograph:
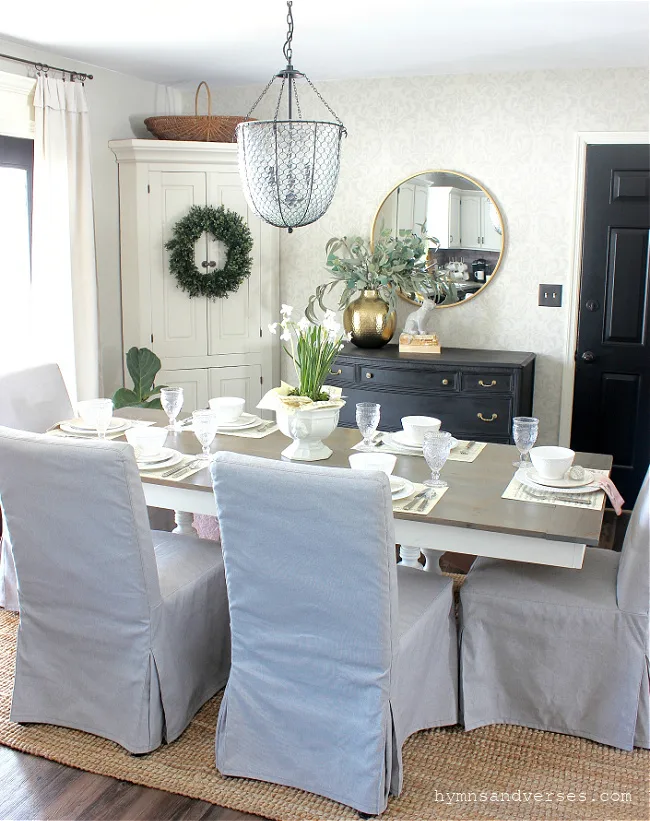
[[302, 73, 345, 128], [291, 76, 303, 119], [282, 1, 294, 64], [244, 74, 276, 120], [273, 75, 287, 120]]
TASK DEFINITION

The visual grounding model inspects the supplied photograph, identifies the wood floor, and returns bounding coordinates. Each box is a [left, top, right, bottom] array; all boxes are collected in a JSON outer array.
[[0, 746, 264, 821]]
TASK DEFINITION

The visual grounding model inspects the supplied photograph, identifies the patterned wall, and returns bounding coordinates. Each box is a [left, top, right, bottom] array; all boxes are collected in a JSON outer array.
[[208, 68, 648, 442]]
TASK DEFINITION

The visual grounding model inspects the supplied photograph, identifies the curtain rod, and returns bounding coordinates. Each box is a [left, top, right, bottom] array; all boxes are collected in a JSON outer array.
[[0, 51, 93, 80]]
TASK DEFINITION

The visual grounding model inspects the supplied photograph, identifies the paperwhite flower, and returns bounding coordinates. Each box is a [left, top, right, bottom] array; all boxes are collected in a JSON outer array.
[[280, 330, 292, 342], [268, 322, 279, 335], [280, 304, 294, 317], [298, 316, 310, 332]]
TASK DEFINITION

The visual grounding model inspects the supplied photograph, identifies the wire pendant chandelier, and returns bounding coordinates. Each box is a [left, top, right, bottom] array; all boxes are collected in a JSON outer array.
[[236, 1, 347, 233]]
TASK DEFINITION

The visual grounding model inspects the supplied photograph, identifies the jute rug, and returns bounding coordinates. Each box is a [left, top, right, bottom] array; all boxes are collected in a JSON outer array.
[[0, 610, 647, 821]]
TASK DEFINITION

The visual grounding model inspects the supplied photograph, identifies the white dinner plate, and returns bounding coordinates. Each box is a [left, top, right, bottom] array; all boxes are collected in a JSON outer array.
[[60, 418, 130, 435], [135, 447, 175, 465], [390, 476, 407, 494], [391, 479, 416, 502], [525, 466, 595, 489], [215, 413, 262, 431], [137, 449, 182, 471], [59, 419, 131, 438], [387, 431, 423, 450], [515, 468, 600, 495]]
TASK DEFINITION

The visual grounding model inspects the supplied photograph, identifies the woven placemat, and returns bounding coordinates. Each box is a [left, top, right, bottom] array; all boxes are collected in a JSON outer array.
[[0, 610, 647, 820]]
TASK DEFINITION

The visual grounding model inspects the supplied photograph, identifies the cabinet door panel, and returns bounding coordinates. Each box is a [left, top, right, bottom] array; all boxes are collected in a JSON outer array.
[[396, 184, 415, 234], [206, 175, 262, 356], [460, 193, 481, 250], [208, 365, 262, 413], [150, 172, 208, 358], [158, 368, 209, 413], [448, 192, 462, 248]]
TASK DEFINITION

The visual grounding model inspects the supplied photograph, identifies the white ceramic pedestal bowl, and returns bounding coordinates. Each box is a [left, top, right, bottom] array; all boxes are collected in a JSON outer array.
[[208, 396, 246, 424], [529, 446, 575, 480], [277, 404, 342, 461]]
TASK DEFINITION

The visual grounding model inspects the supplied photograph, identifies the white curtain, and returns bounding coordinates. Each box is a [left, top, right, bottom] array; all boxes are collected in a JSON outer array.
[[31, 75, 99, 403]]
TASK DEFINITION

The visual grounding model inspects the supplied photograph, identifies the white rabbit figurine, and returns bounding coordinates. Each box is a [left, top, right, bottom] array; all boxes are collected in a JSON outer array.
[[403, 299, 437, 336]]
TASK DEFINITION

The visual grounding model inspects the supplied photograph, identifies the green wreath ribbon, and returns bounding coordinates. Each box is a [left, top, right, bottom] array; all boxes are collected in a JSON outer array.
[[165, 205, 254, 299]]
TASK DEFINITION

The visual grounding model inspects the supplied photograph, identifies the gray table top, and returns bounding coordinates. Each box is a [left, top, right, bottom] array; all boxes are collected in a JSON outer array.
[[119, 409, 612, 546]]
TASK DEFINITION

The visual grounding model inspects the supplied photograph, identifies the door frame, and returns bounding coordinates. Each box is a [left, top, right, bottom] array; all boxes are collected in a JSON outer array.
[[558, 131, 649, 447]]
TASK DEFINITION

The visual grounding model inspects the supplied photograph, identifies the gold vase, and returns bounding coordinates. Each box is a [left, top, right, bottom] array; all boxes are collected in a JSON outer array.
[[343, 290, 396, 348]]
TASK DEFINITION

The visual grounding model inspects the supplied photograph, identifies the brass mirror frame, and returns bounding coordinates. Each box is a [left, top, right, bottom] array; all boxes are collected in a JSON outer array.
[[371, 169, 506, 308]]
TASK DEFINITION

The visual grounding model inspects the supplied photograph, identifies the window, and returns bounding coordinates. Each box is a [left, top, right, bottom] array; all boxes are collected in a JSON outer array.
[[0, 135, 33, 370]]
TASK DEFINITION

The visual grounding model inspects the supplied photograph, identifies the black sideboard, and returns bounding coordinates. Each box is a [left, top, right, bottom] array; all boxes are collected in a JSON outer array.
[[327, 344, 536, 444]]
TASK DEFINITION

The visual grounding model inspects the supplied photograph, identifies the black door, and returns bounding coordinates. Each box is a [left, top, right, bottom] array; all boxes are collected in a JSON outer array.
[[571, 144, 650, 505]]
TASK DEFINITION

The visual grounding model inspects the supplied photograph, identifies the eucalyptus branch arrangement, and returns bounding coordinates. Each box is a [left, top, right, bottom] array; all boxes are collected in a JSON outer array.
[[306, 228, 457, 322], [269, 305, 348, 402]]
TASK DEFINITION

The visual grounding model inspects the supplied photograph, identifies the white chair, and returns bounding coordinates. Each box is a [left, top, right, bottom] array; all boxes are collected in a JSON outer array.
[[210, 452, 458, 816], [0, 363, 74, 610], [459, 467, 649, 750], [0, 427, 231, 753]]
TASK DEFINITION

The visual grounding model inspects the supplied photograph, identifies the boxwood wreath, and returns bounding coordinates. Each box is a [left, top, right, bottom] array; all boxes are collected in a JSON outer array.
[[165, 205, 253, 299]]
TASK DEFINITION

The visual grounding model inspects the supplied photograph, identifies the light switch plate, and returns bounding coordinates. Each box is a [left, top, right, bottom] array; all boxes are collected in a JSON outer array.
[[538, 284, 563, 307]]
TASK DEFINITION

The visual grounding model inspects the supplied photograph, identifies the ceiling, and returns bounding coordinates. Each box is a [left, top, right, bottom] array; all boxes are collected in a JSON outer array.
[[0, 0, 647, 88]]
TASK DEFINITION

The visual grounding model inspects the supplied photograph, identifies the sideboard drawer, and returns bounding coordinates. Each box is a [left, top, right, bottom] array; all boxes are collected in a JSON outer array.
[[462, 372, 513, 392], [359, 366, 459, 392], [327, 363, 355, 382]]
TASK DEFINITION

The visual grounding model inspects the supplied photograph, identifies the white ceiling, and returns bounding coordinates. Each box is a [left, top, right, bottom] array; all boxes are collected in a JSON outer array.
[[0, 0, 647, 88]]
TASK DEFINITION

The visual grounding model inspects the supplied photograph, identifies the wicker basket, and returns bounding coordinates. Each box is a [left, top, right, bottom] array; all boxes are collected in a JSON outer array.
[[144, 82, 253, 143]]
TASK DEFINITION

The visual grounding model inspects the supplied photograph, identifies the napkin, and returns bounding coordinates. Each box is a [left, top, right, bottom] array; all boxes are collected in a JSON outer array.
[[592, 476, 625, 515]]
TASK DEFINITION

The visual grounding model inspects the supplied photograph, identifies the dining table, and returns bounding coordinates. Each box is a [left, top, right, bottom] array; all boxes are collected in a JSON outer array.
[[117, 409, 612, 570]]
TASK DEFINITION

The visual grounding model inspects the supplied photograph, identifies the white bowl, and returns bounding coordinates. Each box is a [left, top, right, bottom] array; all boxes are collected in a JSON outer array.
[[529, 446, 575, 480], [125, 426, 168, 458], [348, 452, 397, 476], [208, 396, 245, 424], [77, 398, 112, 427], [401, 415, 441, 446]]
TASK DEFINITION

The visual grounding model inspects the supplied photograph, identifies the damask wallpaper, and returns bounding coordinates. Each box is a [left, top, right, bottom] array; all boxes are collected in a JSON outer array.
[[208, 68, 648, 442]]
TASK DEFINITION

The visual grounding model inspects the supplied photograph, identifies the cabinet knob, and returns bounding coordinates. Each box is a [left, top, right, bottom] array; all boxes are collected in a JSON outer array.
[[449, 235, 453, 243], [330, 368, 342, 375], [441, 378, 449, 386], [477, 412, 498, 423], [201, 260, 209, 268], [478, 379, 497, 388], [365, 372, 374, 379]]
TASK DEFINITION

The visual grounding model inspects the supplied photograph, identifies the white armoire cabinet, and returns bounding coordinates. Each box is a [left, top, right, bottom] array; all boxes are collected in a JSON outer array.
[[109, 140, 279, 414]]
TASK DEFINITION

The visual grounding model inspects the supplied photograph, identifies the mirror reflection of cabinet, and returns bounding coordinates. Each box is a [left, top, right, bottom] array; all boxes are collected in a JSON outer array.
[[372, 170, 505, 307]]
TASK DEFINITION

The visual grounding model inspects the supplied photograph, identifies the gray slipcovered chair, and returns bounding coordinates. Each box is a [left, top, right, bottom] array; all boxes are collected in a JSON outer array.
[[0, 363, 74, 611], [459, 467, 649, 751], [0, 426, 231, 753], [210, 451, 458, 816]]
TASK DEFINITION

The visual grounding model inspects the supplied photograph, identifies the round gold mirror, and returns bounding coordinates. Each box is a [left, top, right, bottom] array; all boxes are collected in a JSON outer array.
[[371, 170, 505, 307]]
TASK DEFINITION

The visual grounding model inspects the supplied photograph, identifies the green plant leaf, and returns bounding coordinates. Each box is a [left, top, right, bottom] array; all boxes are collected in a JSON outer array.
[[126, 347, 162, 400], [112, 387, 139, 410]]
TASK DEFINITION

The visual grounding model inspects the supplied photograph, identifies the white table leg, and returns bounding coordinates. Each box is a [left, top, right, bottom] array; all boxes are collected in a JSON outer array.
[[172, 511, 197, 536], [399, 544, 422, 569], [421, 548, 444, 573]]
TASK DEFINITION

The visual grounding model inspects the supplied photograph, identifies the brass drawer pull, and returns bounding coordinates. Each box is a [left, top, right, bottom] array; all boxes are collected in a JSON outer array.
[[441, 378, 449, 386], [477, 412, 498, 423], [479, 379, 497, 388], [330, 368, 342, 375], [365, 372, 374, 379]]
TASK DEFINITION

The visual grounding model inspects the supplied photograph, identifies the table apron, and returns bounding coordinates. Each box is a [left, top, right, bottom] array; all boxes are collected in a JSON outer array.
[[395, 519, 586, 569], [143, 482, 586, 569]]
